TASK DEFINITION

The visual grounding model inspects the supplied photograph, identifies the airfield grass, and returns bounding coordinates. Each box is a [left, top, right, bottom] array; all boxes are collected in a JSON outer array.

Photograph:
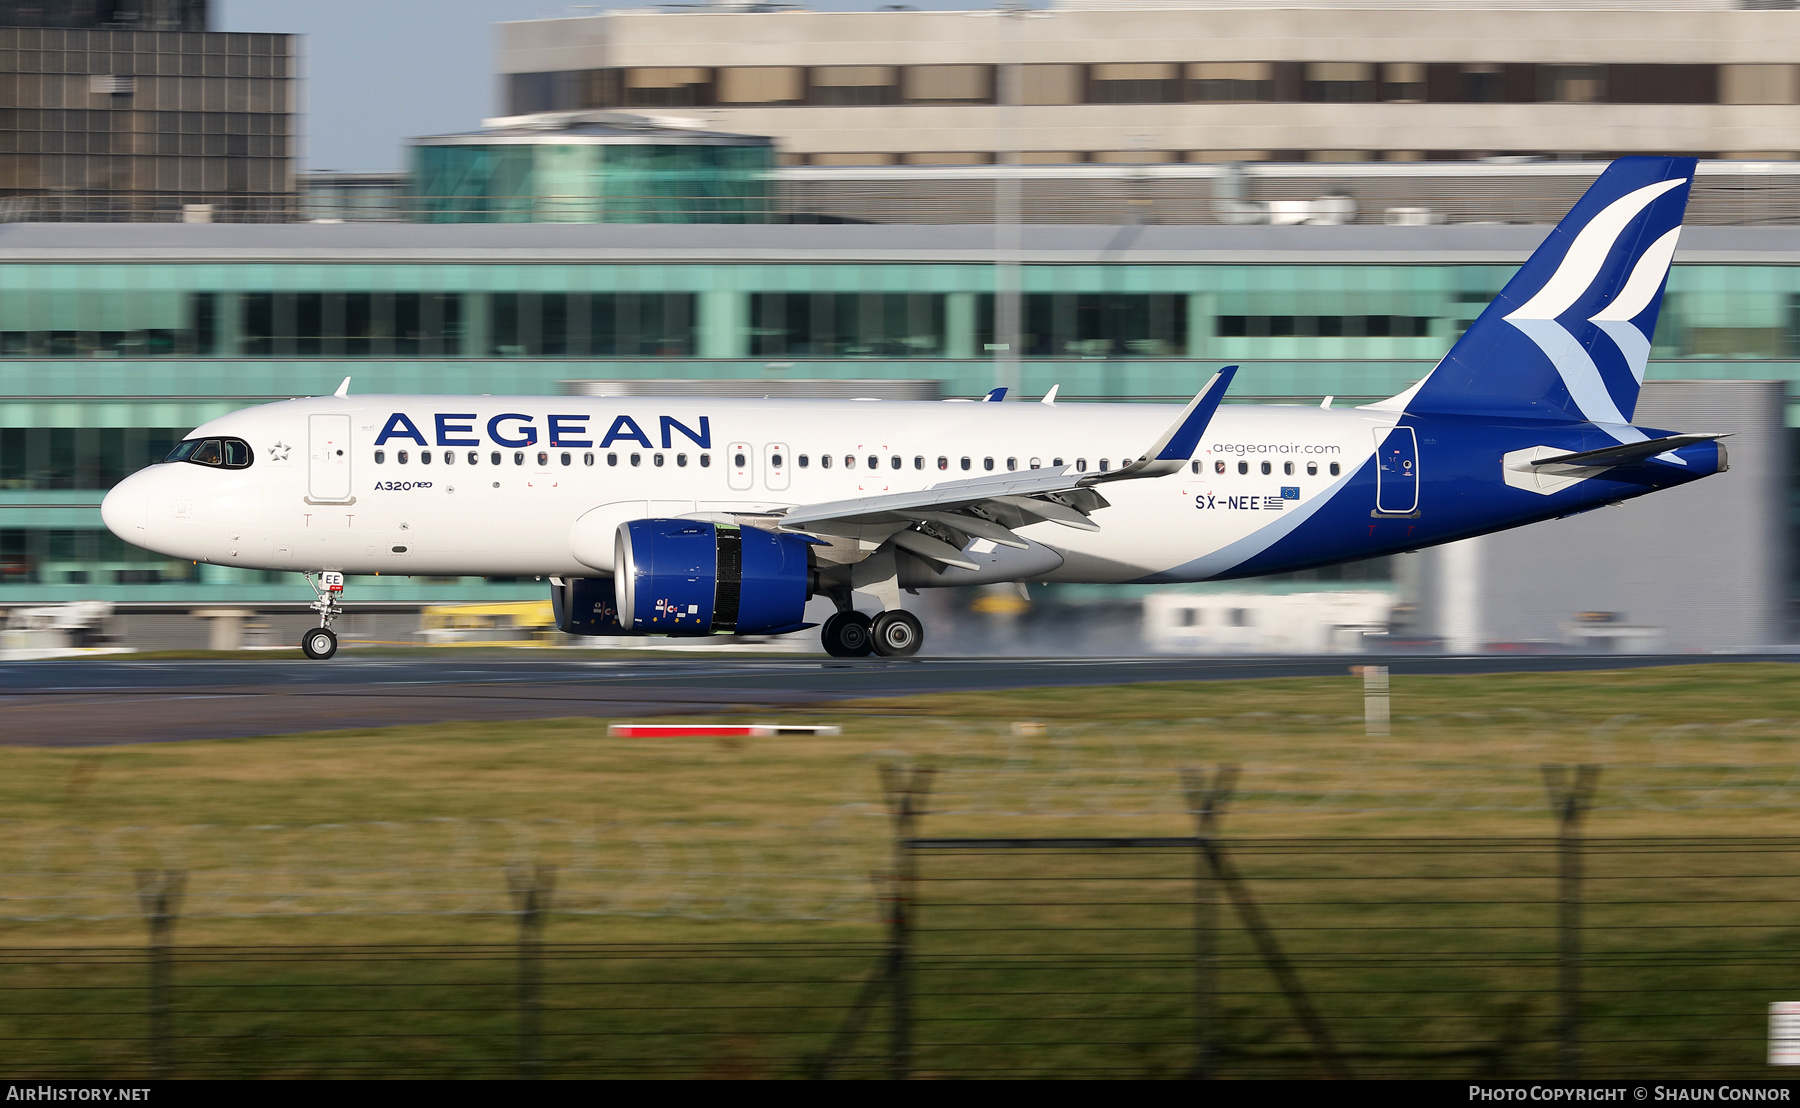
[[4, 663, 1800, 1077]]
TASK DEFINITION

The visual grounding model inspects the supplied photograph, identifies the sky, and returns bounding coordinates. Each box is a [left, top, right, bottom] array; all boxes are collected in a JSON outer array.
[[218, 1, 996, 173]]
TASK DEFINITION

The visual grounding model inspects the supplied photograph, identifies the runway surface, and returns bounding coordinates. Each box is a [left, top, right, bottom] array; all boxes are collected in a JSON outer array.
[[2, 652, 1795, 747]]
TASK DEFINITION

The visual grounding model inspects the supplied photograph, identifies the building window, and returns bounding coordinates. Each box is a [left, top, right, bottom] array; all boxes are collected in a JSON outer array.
[[1721, 64, 1800, 106], [978, 293, 1187, 357], [1540, 64, 1606, 104], [750, 293, 946, 358], [1019, 64, 1083, 106], [809, 66, 898, 107], [1216, 314, 1435, 339], [1189, 62, 1273, 103], [1088, 62, 1181, 104], [623, 67, 712, 108], [1304, 62, 1376, 103], [903, 65, 991, 104], [1380, 62, 1426, 103], [716, 67, 804, 105], [489, 292, 696, 358]]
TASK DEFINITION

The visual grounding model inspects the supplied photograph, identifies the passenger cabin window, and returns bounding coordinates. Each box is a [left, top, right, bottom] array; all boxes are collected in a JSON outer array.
[[960, 457, 971, 471], [1190, 460, 1200, 474], [1052, 457, 1063, 467], [491, 452, 501, 466], [561, 452, 571, 466], [443, 451, 455, 466], [735, 452, 748, 468], [584, 452, 594, 466], [398, 450, 409, 464], [890, 456, 900, 470], [514, 452, 525, 466], [1283, 461, 1294, 475], [914, 456, 924, 470], [1330, 462, 1341, 476], [937, 456, 948, 470], [421, 451, 432, 464], [608, 453, 618, 466], [1076, 459, 1087, 472], [631, 453, 642, 467], [1237, 461, 1248, 474], [700, 453, 711, 467], [822, 455, 833, 469], [468, 451, 479, 465], [1007, 458, 1018, 471], [867, 455, 878, 470], [537, 451, 548, 467], [654, 453, 665, 467], [1030, 458, 1041, 469], [846, 455, 857, 469], [1306, 461, 1317, 476], [677, 453, 688, 467], [798, 454, 810, 468], [1215, 460, 1226, 474], [1261, 461, 1271, 475], [375, 450, 386, 464]]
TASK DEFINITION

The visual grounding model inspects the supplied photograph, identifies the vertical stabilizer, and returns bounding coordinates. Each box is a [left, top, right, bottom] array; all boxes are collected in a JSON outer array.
[[1384, 156, 1695, 427]]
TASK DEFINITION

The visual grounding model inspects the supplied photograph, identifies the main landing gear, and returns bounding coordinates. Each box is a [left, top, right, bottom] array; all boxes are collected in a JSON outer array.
[[821, 608, 923, 659], [301, 570, 344, 660]]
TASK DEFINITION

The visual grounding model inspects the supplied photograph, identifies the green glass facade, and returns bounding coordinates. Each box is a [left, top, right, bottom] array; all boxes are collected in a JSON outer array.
[[2, 226, 1796, 605], [410, 138, 775, 225]]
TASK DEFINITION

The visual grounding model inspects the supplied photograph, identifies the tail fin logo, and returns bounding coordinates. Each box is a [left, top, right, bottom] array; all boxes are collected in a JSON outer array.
[[1502, 177, 1686, 427], [1383, 156, 1695, 428]]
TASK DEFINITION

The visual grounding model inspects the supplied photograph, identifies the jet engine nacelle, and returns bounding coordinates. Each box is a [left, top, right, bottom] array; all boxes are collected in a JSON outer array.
[[613, 519, 815, 636], [551, 576, 631, 636]]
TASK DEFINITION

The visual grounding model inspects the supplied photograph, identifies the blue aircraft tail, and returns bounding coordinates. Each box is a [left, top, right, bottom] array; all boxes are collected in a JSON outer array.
[[1394, 156, 1696, 426]]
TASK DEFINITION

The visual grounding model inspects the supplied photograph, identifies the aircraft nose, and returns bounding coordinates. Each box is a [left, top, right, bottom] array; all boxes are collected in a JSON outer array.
[[101, 471, 151, 547]]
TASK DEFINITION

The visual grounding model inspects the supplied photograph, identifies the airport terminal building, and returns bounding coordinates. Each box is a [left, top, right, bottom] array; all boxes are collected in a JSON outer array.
[[0, 218, 1795, 619], [1, 0, 1797, 649]]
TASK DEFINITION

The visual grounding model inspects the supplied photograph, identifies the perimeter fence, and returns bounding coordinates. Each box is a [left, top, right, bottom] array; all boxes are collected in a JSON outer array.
[[6, 761, 1800, 1078]]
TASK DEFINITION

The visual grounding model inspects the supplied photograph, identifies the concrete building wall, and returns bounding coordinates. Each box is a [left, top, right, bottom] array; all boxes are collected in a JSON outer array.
[[496, 8, 1800, 161], [1414, 379, 1788, 652]]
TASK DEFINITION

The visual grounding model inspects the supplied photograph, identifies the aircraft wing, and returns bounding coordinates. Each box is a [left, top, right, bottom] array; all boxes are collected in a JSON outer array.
[[1527, 432, 1726, 469], [776, 367, 1236, 566]]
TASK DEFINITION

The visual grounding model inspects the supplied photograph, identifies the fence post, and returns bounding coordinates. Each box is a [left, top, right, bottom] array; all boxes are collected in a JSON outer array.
[[1542, 764, 1600, 1081], [506, 862, 557, 1080], [1352, 665, 1391, 736], [1182, 765, 1239, 1080], [878, 763, 934, 1081], [133, 869, 186, 1080]]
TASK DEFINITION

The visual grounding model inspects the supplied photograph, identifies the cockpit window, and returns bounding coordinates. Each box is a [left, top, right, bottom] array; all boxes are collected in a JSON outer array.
[[165, 437, 253, 469]]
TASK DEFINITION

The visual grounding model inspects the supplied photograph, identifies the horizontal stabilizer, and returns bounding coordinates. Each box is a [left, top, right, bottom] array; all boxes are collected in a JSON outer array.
[[1529, 433, 1725, 469]]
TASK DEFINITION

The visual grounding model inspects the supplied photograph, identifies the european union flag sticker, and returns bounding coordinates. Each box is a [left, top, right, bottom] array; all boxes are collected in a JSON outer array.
[[1281, 486, 1300, 499]]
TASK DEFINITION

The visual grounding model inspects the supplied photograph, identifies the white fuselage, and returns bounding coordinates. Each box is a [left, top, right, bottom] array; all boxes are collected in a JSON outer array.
[[102, 394, 1391, 584]]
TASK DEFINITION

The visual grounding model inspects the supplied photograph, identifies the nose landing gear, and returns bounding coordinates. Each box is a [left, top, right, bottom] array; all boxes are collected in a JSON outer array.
[[301, 570, 344, 660]]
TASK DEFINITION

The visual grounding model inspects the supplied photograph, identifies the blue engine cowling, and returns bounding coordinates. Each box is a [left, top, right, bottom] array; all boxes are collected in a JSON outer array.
[[551, 576, 630, 636], [611, 519, 816, 636]]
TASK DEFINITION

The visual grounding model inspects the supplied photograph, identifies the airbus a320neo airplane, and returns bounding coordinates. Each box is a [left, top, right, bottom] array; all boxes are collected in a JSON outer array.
[[102, 156, 1723, 660]]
